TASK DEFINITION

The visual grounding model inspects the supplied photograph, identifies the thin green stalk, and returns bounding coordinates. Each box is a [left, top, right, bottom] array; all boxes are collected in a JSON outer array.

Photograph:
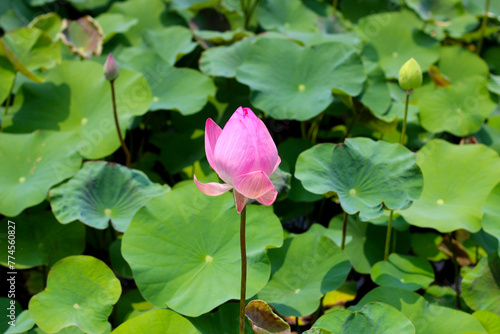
[[477, 0, 491, 55], [110, 80, 131, 167], [400, 92, 410, 145], [384, 210, 394, 261], [246, 0, 261, 29], [239, 205, 247, 334], [448, 233, 462, 310], [341, 212, 348, 250], [300, 121, 307, 139]]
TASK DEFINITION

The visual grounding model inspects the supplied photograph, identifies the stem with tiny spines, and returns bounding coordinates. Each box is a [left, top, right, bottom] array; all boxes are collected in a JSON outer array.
[[110, 80, 131, 167], [341, 212, 348, 250], [384, 210, 394, 261], [239, 205, 247, 334], [477, 0, 491, 55], [400, 92, 410, 145]]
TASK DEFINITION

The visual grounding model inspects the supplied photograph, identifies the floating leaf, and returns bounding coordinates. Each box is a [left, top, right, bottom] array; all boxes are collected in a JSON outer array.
[[473, 310, 500, 334], [314, 302, 415, 334], [123, 51, 215, 115], [50, 161, 169, 232], [482, 183, 500, 256], [371, 254, 435, 291], [303, 328, 333, 334], [122, 180, 283, 317], [28, 13, 62, 41], [296, 138, 423, 220], [115, 290, 155, 325], [257, 225, 351, 316], [352, 287, 487, 334], [0, 131, 81, 216], [405, 0, 464, 21], [245, 300, 291, 334], [67, 0, 110, 11], [401, 139, 500, 232], [29, 256, 122, 334], [3, 60, 152, 159], [236, 38, 365, 120], [0, 55, 15, 103], [200, 36, 254, 78], [189, 302, 254, 334], [0, 212, 85, 269], [257, 0, 318, 32], [95, 13, 138, 43], [4, 310, 36, 334], [112, 309, 198, 334], [60, 16, 104, 59], [462, 253, 500, 316], [356, 10, 439, 78]]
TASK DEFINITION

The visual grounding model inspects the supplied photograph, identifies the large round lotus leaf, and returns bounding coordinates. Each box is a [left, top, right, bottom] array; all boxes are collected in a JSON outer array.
[[108, 0, 167, 45], [482, 183, 500, 256], [473, 310, 500, 334], [29, 255, 122, 334], [257, 0, 318, 32], [29, 13, 63, 41], [462, 253, 500, 316], [123, 51, 215, 115], [328, 214, 385, 274], [121, 180, 283, 317], [50, 161, 169, 232], [236, 38, 365, 120], [405, 0, 464, 21], [67, 0, 109, 11], [0, 212, 85, 269], [371, 254, 435, 291], [356, 10, 439, 78], [95, 13, 138, 43], [295, 138, 423, 221], [351, 287, 487, 334], [256, 225, 351, 316], [416, 76, 496, 136], [314, 302, 415, 334], [115, 289, 155, 324], [200, 36, 254, 78], [360, 62, 393, 122], [3, 60, 152, 159], [4, 310, 36, 334], [112, 309, 197, 334], [188, 302, 253, 334], [401, 139, 500, 233], [0, 131, 81, 217], [436, 46, 489, 83], [0, 55, 15, 103]]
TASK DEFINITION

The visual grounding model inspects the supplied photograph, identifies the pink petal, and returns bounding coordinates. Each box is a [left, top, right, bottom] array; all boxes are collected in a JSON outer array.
[[256, 188, 278, 206], [205, 118, 222, 172], [233, 171, 275, 199], [272, 156, 281, 173], [194, 174, 232, 196], [234, 190, 248, 214]]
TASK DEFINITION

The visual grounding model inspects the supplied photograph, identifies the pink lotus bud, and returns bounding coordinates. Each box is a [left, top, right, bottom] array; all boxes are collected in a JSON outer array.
[[104, 53, 119, 81], [194, 107, 281, 213]]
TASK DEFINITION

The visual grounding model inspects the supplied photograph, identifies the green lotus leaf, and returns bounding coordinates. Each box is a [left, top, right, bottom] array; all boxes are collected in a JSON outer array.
[[96, 13, 138, 43], [200, 36, 254, 78], [115, 290, 155, 325], [476, 115, 500, 155], [170, 0, 216, 10], [188, 302, 253, 334], [482, 183, 500, 256], [119, 27, 197, 66], [352, 287, 487, 334], [67, 0, 110, 11], [236, 38, 365, 120], [3, 60, 152, 159], [1, 298, 22, 333], [257, 225, 351, 316], [0, 131, 81, 216], [400, 139, 500, 233], [340, 0, 394, 23], [29, 255, 122, 334], [0, 212, 85, 269], [0, 55, 16, 105], [123, 51, 215, 115], [295, 137, 423, 220], [50, 161, 169, 232], [303, 328, 334, 334], [371, 254, 435, 291], [108, 0, 167, 45], [462, 0, 500, 19], [4, 310, 36, 334], [405, 0, 464, 21], [194, 29, 252, 46], [488, 75, 500, 95], [109, 239, 133, 279], [314, 302, 415, 334], [245, 300, 291, 334], [462, 253, 500, 316], [436, 46, 489, 83], [112, 309, 197, 334], [360, 62, 394, 122], [257, 0, 318, 32], [411, 233, 448, 261], [122, 180, 283, 317], [473, 310, 500, 334], [356, 10, 439, 78], [29, 13, 62, 41], [28, 323, 111, 334]]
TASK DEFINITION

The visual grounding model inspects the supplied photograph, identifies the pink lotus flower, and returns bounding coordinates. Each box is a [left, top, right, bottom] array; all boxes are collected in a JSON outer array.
[[194, 107, 281, 213]]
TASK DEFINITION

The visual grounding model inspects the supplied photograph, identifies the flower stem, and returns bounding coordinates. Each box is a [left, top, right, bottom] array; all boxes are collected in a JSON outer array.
[[477, 0, 491, 55], [110, 80, 131, 168], [341, 211, 348, 250], [384, 210, 394, 261], [448, 232, 462, 310], [239, 205, 247, 334], [400, 92, 410, 145]]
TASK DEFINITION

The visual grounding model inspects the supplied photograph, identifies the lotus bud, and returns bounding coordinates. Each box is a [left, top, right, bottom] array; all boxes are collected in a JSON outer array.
[[398, 58, 422, 91], [104, 53, 119, 81]]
